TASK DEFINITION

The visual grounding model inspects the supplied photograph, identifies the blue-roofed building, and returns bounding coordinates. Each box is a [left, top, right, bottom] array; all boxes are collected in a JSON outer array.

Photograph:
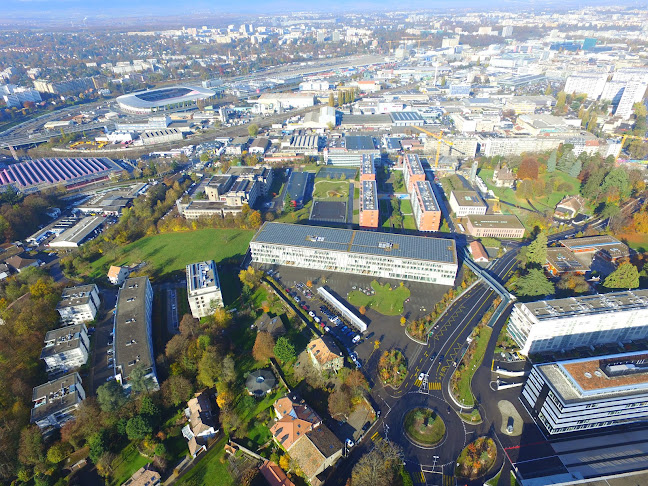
[[250, 222, 458, 285], [285, 171, 310, 209]]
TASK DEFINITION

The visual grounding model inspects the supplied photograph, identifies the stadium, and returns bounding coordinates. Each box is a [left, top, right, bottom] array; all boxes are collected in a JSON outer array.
[[116, 85, 216, 114]]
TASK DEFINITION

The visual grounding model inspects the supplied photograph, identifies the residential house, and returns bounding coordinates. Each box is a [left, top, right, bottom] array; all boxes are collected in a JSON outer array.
[[182, 391, 218, 457], [122, 466, 161, 486], [554, 195, 585, 220], [31, 373, 85, 430], [492, 163, 516, 188], [57, 284, 100, 325], [40, 324, 90, 373], [469, 241, 489, 263], [107, 265, 130, 285], [307, 336, 344, 373], [259, 460, 296, 486], [255, 313, 286, 338], [5, 254, 38, 273]]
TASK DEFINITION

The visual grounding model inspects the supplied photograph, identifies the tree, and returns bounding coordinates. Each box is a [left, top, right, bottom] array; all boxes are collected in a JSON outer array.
[[239, 266, 263, 290], [96, 380, 127, 412], [557, 274, 590, 296], [603, 262, 640, 289], [328, 388, 352, 418], [284, 192, 293, 212], [213, 307, 233, 328], [517, 158, 539, 180], [199, 152, 210, 163], [87, 430, 107, 463], [161, 375, 193, 407], [279, 454, 290, 471], [555, 91, 567, 112], [399, 316, 406, 326], [18, 426, 44, 467], [328, 93, 335, 107], [525, 232, 548, 268], [222, 355, 237, 383], [252, 331, 275, 362], [274, 336, 296, 363], [248, 210, 262, 228], [359, 305, 367, 315], [129, 364, 155, 393], [198, 347, 223, 388], [513, 269, 555, 297], [547, 151, 557, 173], [126, 416, 152, 441], [248, 124, 259, 137], [351, 441, 403, 486], [46, 443, 71, 464]]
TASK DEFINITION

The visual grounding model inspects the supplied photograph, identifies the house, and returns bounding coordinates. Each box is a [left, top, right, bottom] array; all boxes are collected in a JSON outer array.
[[0, 263, 10, 280], [492, 163, 516, 188], [182, 391, 218, 457], [269, 395, 342, 486], [249, 137, 271, 155], [554, 195, 585, 220], [122, 466, 161, 486], [245, 369, 277, 398], [107, 265, 130, 285], [307, 336, 344, 373], [31, 373, 85, 430], [5, 254, 38, 273], [40, 324, 90, 373], [255, 313, 286, 338], [57, 284, 100, 325], [469, 241, 489, 263], [259, 460, 296, 486], [225, 136, 251, 155]]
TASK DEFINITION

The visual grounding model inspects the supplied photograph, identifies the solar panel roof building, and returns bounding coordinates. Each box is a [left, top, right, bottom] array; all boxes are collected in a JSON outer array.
[[411, 181, 442, 232], [250, 222, 458, 285], [359, 180, 379, 229]]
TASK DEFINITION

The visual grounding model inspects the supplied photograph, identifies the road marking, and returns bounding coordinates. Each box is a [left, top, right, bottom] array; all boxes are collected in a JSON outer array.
[[414, 379, 422, 387], [428, 382, 441, 390], [371, 431, 379, 440], [443, 474, 455, 486]]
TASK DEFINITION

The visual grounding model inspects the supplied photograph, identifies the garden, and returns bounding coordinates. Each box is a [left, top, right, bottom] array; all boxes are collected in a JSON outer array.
[[403, 408, 446, 446], [378, 349, 408, 387], [312, 179, 350, 199], [455, 436, 497, 479], [347, 280, 410, 316]]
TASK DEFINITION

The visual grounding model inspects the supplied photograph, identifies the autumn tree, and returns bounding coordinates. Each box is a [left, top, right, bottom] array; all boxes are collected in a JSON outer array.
[[351, 440, 403, 486], [328, 387, 352, 419], [212, 307, 233, 328], [517, 158, 539, 180], [603, 262, 640, 289], [252, 331, 276, 362], [239, 266, 263, 289]]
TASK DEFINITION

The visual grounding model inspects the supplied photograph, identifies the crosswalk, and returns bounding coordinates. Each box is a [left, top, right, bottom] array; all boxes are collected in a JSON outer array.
[[414, 471, 426, 484], [415, 379, 441, 390], [442, 475, 455, 486], [415, 378, 424, 387], [371, 431, 382, 443]]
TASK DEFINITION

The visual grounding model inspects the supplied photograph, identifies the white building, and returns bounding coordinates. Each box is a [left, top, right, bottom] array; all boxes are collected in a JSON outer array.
[[40, 324, 90, 373], [31, 373, 85, 430], [508, 290, 648, 356], [615, 82, 647, 120], [600, 81, 626, 104], [449, 190, 487, 217], [57, 284, 100, 325], [0, 84, 42, 108], [254, 93, 315, 113], [522, 351, 648, 435], [250, 222, 458, 286], [108, 265, 130, 285], [563, 73, 607, 100], [186, 261, 224, 318]]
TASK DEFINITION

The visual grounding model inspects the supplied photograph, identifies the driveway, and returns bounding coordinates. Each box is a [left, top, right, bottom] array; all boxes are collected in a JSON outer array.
[[89, 287, 118, 394]]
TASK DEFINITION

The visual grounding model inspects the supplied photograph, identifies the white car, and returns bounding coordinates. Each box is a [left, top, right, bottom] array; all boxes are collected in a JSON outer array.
[[308, 311, 316, 318], [418, 372, 425, 382], [345, 438, 355, 448], [352, 335, 361, 344], [314, 316, 321, 323]]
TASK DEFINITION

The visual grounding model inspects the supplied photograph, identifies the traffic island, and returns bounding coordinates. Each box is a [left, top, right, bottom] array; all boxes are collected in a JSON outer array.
[[378, 349, 408, 388], [403, 407, 446, 447], [455, 436, 497, 480]]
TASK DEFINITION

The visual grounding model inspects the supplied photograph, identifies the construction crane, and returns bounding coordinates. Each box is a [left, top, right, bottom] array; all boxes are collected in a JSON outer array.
[[617, 134, 648, 163], [412, 125, 457, 168]]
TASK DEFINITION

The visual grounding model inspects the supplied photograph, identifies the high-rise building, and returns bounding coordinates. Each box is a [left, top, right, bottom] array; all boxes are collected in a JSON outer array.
[[410, 181, 442, 232], [615, 81, 647, 119], [501, 26, 514, 37], [563, 73, 607, 100]]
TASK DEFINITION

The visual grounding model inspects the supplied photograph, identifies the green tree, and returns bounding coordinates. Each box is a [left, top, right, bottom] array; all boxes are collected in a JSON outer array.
[[513, 269, 555, 297], [87, 430, 107, 463], [129, 364, 155, 393], [46, 443, 72, 464], [525, 232, 548, 267], [603, 262, 640, 289], [197, 347, 222, 387], [248, 123, 259, 137], [18, 426, 44, 467], [274, 336, 296, 363], [547, 151, 557, 173], [199, 152, 210, 163], [126, 416, 153, 441], [284, 192, 293, 212], [568, 159, 583, 178], [161, 375, 193, 407], [555, 91, 567, 111], [96, 380, 127, 412]]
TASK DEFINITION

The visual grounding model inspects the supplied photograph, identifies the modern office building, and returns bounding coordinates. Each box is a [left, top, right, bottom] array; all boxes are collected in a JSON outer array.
[[186, 261, 224, 318], [40, 324, 90, 373], [410, 180, 442, 232], [402, 154, 426, 192], [464, 214, 525, 238], [57, 284, 100, 325], [31, 373, 85, 430], [250, 222, 458, 285], [449, 190, 487, 217], [522, 351, 648, 435], [508, 290, 648, 356], [359, 180, 379, 229], [113, 277, 158, 392]]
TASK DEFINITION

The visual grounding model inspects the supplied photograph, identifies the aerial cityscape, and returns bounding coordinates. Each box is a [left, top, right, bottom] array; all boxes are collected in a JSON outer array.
[[1, 2, 648, 486]]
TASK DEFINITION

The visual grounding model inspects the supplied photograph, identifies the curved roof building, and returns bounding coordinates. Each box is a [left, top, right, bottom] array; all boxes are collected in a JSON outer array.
[[116, 85, 216, 114]]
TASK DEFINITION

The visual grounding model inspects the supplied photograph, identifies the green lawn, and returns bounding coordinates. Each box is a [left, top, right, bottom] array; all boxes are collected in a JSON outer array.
[[348, 280, 410, 316], [390, 171, 406, 193], [89, 229, 254, 279], [175, 437, 234, 486], [453, 326, 493, 407], [403, 214, 417, 230], [400, 199, 413, 214], [404, 408, 446, 445], [110, 443, 151, 486], [459, 408, 483, 424], [313, 180, 350, 199]]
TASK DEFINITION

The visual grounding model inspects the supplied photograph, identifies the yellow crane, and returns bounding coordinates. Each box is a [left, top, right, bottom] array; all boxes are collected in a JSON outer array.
[[618, 134, 648, 163], [412, 125, 454, 168]]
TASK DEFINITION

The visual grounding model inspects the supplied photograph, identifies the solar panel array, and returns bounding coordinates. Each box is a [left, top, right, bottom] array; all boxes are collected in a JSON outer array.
[[0, 157, 119, 188]]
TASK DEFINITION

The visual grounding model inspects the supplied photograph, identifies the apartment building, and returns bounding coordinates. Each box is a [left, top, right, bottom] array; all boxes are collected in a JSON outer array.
[[186, 260, 224, 318], [410, 180, 442, 231], [57, 284, 100, 325], [508, 290, 648, 356], [113, 277, 158, 391], [563, 73, 607, 100], [359, 154, 376, 181], [522, 352, 648, 435], [31, 373, 85, 430], [359, 180, 379, 229], [464, 214, 525, 238], [615, 81, 647, 119], [40, 324, 90, 373], [250, 222, 458, 286], [449, 190, 487, 217], [402, 153, 426, 192]]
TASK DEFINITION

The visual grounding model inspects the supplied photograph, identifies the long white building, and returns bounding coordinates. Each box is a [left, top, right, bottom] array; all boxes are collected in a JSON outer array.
[[250, 222, 458, 286], [563, 73, 607, 100], [522, 351, 648, 435], [508, 290, 648, 356], [186, 261, 224, 318]]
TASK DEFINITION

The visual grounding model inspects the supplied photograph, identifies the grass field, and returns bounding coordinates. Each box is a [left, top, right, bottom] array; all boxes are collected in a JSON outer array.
[[348, 280, 410, 315], [110, 443, 151, 486], [404, 408, 446, 445], [400, 199, 413, 214], [175, 437, 233, 486], [453, 326, 493, 407], [616, 232, 648, 252], [89, 229, 254, 279], [313, 180, 350, 199]]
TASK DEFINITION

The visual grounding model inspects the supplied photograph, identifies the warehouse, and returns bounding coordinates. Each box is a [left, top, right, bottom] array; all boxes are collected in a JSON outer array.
[[49, 216, 106, 248], [250, 222, 458, 285]]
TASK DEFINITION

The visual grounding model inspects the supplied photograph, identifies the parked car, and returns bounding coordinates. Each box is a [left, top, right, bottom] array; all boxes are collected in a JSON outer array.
[[308, 311, 316, 318], [352, 335, 361, 344]]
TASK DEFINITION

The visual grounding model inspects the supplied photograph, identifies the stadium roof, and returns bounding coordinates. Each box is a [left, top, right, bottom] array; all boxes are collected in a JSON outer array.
[[252, 222, 457, 264], [116, 85, 215, 109]]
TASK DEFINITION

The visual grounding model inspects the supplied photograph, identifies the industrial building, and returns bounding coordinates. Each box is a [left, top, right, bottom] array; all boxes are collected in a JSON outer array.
[[522, 351, 648, 435], [358, 180, 379, 229], [254, 92, 316, 113], [402, 154, 426, 192], [508, 290, 648, 356], [186, 261, 224, 318], [250, 222, 458, 285], [449, 191, 487, 217], [324, 135, 379, 166], [116, 85, 217, 114], [40, 324, 90, 374], [113, 277, 158, 392], [48, 216, 106, 248], [464, 214, 525, 238], [31, 373, 85, 430], [57, 284, 100, 325], [410, 180, 442, 232]]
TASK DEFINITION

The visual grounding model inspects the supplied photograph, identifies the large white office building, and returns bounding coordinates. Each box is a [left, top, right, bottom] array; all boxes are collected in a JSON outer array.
[[508, 290, 648, 356], [250, 222, 458, 286], [186, 261, 224, 318], [615, 81, 648, 119], [522, 351, 648, 435]]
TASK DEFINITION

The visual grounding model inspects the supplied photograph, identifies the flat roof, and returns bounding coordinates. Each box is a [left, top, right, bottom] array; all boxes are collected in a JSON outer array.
[[186, 260, 221, 293], [286, 171, 310, 202], [390, 111, 424, 122], [560, 236, 630, 259], [31, 373, 83, 423], [546, 247, 589, 273], [117, 85, 215, 109], [58, 284, 97, 308], [519, 289, 648, 322], [360, 154, 375, 176], [344, 135, 376, 151], [404, 154, 425, 175], [49, 216, 105, 247], [41, 324, 85, 360], [252, 222, 457, 264], [451, 190, 486, 208], [414, 180, 440, 212], [466, 214, 524, 229], [361, 180, 378, 211]]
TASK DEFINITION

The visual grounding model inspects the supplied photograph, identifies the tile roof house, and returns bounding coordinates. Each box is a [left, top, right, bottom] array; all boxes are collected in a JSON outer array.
[[182, 391, 218, 457], [492, 163, 516, 188], [554, 194, 585, 220], [107, 265, 130, 285], [469, 241, 489, 263], [122, 465, 161, 486], [270, 395, 342, 486], [5, 254, 38, 273], [307, 336, 344, 373], [259, 460, 296, 486]]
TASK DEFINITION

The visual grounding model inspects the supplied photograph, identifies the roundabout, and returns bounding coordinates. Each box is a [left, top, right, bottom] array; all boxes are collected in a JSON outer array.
[[403, 407, 446, 448]]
